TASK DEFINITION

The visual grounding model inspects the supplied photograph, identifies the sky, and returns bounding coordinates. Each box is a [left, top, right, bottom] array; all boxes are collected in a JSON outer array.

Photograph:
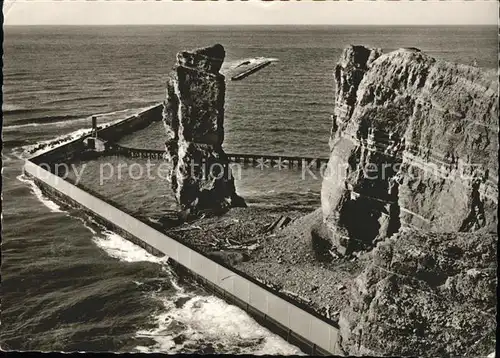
[[3, 0, 499, 26]]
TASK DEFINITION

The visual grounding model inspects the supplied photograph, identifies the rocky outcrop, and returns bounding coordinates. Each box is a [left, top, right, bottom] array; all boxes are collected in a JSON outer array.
[[339, 228, 497, 357], [322, 45, 498, 255], [162, 44, 246, 215], [323, 46, 498, 356]]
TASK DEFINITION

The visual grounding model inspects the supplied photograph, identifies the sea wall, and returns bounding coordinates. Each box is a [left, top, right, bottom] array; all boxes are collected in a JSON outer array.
[[31, 104, 163, 165], [23, 159, 343, 356], [97, 104, 163, 142]]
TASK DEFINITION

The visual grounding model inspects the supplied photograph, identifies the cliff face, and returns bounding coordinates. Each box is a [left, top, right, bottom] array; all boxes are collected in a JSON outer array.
[[163, 44, 246, 214], [322, 46, 498, 254], [339, 229, 497, 356], [323, 46, 498, 356]]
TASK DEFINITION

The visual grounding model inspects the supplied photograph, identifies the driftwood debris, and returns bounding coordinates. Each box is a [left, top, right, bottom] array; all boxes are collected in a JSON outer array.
[[264, 216, 294, 233], [169, 225, 203, 232], [328, 249, 340, 259], [223, 238, 261, 251]]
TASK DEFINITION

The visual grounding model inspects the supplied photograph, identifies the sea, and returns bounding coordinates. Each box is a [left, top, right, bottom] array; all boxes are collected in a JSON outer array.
[[2, 25, 497, 353]]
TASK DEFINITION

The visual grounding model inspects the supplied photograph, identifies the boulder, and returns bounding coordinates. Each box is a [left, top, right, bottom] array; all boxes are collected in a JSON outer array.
[[162, 44, 246, 215]]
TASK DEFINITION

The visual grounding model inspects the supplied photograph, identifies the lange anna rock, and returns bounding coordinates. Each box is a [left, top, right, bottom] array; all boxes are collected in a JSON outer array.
[[162, 44, 246, 217]]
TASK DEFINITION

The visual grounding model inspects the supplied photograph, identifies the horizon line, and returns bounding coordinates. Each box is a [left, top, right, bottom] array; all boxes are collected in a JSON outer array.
[[5, 23, 496, 27]]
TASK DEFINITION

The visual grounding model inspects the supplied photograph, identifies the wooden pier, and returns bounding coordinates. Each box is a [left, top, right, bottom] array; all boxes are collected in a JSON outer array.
[[102, 143, 329, 170]]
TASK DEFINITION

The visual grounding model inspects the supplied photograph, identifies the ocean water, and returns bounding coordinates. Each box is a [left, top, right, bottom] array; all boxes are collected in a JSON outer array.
[[2, 25, 497, 352]]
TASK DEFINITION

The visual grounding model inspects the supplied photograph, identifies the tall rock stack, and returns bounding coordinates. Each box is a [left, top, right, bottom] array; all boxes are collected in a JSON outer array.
[[322, 45, 498, 356], [163, 44, 246, 215]]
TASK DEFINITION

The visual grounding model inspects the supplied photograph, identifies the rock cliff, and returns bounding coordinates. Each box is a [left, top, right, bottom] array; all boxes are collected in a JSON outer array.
[[339, 229, 497, 356], [162, 44, 246, 215], [322, 45, 498, 254], [323, 45, 498, 356]]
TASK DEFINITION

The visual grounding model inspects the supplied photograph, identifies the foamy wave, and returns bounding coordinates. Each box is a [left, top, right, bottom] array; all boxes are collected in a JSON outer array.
[[18, 161, 301, 354], [73, 216, 99, 235], [16, 105, 158, 157], [92, 230, 168, 264], [3, 123, 43, 130], [19, 128, 93, 159], [85, 218, 184, 292], [92, 106, 151, 120], [16, 174, 64, 213], [4, 106, 153, 132], [135, 295, 304, 355], [42, 199, 301, 354], [15, 173, 167, 263]]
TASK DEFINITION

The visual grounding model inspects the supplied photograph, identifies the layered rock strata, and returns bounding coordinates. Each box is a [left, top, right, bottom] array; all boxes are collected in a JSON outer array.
[[339, 229, 497, 356], [323, 45, 498, 356], [163, 44, 246, 214], [322, 45, 498, 255]]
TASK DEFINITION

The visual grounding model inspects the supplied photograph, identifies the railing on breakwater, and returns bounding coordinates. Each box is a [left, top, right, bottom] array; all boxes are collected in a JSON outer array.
[[104, 143, 330, 170]]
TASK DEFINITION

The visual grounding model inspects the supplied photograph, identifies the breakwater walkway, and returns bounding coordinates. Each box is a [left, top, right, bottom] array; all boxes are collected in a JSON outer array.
[[104, 143, 329, 170]]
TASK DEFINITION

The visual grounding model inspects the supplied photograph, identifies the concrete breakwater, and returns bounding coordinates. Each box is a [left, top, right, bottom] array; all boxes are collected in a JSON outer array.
[[23, 105, 343, 355], [31, 104, 164, 165], [23, 160, 342, 355]]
